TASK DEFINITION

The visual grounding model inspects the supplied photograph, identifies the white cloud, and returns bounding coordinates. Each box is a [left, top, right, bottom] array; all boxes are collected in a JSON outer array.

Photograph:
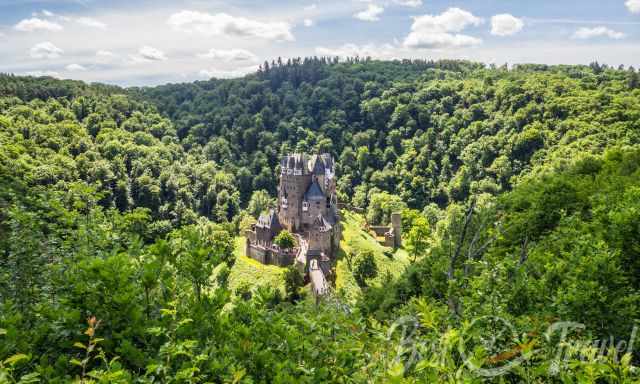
[[304, 4, 317, 11], [410, 7, 483, 33], [4, 1, 637, 87], [96, 50, 115, 58], [24, 70, 60, 78], [490, 14, 524, 36], [626, 0, 640, 14], [392, 0, 422, 7], [15, 18, 63, 32], [65, 63, 87, 71], [354, 4, 384, 21], [197, 48, 257, 62], [167, 10, 294, 41], [96, 50, 118, 63], [403, 8, 483, 49], [572, 26, 625, 39], [316, 43, 398, 59], [76, 17, 107, 29], [304, 19, 314, 27], [29, 41, 63, 59], [137, 46, 168, 61], [198, 65, 257, 79], [30, 9, 106, 29], [128, 46, 167, 64]]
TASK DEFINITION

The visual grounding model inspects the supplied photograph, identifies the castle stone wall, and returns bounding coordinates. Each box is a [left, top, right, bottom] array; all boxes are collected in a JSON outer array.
[[369, 226, 390, 236], [367, 212, 403, 249]]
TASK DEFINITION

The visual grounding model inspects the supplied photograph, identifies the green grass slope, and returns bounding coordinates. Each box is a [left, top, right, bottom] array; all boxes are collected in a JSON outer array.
[[335, 211, 409, 303], [228, 236, 287, 295]]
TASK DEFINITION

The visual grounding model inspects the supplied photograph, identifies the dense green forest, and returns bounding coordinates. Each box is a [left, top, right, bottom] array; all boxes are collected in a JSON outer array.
[[1, 59, 640, 382]]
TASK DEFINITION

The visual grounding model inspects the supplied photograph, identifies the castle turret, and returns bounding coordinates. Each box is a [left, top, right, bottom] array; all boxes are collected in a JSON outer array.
[[278, 153, 312, 232]]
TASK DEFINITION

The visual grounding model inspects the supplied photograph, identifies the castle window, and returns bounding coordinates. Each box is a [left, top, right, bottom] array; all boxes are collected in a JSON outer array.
[[302, 201, 309, 212]]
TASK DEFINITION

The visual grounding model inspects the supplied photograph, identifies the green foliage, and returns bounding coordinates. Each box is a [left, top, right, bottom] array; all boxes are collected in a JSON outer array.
[[405, 215, 430, 263], [273, 230, 295, 250], [283, 266, 305, 303], [0, 90, 240, 231], [134, 59, 640, 213], [364, 147, 640, 342], [366, 191, 407, 225], [2, 61, 640, 382], [336, 211, 410, 302], [171, 223, 234, 301], [353, 250, 378, 288], [228, 236, 287, 297], [246, 189, 275, 219]]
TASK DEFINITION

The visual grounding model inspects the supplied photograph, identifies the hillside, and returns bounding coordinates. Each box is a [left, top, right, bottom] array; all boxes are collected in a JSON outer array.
[[228, 210, 410, 302], [1, 61, 640, 382], [135, 59, 640, 211], [335, 211, 410, 303], [228, 236, 286, 295]]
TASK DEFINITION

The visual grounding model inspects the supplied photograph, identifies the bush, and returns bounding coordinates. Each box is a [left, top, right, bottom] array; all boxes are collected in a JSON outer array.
[[274, 230, 296, 250], [353, 250, 378, 288]]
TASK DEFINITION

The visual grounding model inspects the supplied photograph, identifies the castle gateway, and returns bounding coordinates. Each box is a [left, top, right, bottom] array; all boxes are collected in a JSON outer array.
[[245, 153, 341, 274]]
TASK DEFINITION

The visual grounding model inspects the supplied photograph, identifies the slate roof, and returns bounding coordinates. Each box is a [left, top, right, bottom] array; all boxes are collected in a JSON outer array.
[[313, 214, 333, 232], [304, 180, 325, 200], [256, 209, 281, 230], [311, 155, 326, 175]]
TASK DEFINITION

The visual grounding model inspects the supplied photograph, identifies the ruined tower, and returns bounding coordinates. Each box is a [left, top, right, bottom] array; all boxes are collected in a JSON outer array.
[[390, 212, 402, 248]]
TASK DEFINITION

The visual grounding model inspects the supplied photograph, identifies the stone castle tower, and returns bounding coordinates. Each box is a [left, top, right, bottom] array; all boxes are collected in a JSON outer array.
[[244, 153, 341, 267], [278, 153, 340, 257]]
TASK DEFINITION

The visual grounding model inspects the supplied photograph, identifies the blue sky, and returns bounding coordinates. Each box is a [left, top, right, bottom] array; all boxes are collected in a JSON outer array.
[[0, 0, 638, 86]]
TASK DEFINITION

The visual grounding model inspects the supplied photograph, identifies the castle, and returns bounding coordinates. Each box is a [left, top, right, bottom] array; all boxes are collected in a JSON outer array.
[[245, 154, 341, 284]]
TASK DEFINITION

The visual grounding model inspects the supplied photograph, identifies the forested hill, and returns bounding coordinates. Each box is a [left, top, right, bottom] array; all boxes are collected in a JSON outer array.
[[0, 74, 123, 100], [134, 58, 640, 210], [3, 59, 639, 216], [2, 60, 640, 382]]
